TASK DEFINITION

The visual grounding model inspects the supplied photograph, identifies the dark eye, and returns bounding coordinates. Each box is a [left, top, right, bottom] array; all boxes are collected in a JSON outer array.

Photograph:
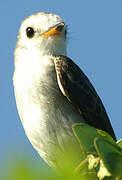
[[26, 27, 35, 38]]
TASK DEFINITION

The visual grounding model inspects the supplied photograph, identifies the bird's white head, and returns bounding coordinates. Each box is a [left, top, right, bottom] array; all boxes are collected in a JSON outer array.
[[15, 12, 67, 57]]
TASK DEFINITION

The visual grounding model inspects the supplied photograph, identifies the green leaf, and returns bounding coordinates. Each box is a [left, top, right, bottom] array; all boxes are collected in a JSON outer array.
[[94, 137, 122, 177], [75, 157, 88, 174], [82, 172, 99, 180], [96, 129, 116, 144], [72, 123, 116, 155], [72, 123, 101, 154], [117, 139, 122, 149]]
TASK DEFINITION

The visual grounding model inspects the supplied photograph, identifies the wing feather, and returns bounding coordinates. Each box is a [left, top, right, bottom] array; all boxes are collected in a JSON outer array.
[[54, 55, 116, 140]]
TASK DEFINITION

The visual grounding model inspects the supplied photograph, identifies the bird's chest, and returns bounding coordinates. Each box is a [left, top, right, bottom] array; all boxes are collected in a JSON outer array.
[[13, 57, 83, 168], [14, 59, 61, 125], [14, 61, 78, 130]]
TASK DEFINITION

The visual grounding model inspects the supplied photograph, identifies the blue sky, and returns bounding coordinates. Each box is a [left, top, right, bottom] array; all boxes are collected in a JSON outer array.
[[0, 0, 121, 172]]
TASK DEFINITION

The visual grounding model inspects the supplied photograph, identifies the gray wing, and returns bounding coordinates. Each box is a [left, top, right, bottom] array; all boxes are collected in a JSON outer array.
[[54, 55, 116, 141]]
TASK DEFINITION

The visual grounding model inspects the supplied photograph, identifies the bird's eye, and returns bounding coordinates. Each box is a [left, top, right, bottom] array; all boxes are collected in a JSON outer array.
[[26, 27, 35, 38]]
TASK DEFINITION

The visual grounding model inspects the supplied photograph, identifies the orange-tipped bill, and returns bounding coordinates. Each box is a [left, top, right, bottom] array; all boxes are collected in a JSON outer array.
[[41, 22, 65, 37]]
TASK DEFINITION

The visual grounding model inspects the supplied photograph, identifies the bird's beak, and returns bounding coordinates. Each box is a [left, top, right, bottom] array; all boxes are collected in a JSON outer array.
[[41, 22, 65, 37]]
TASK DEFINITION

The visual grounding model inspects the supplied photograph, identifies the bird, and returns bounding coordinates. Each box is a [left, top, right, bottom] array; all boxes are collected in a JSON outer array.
[[13, 12, 116, 169]]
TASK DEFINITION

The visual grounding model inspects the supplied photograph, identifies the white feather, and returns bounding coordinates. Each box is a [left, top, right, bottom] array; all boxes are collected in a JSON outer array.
[[13, 12, 84, 168]]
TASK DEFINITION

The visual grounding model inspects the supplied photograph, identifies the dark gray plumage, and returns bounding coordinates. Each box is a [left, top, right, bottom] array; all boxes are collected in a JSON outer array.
[[55, 55, 116, 141]]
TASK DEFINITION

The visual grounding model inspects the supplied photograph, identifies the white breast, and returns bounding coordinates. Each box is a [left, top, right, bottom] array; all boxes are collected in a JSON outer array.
[[13, 52, 84, 168]]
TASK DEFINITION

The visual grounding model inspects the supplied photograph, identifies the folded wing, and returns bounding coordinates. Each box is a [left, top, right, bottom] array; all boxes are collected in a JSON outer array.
[[54, 55, 116, 141]]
